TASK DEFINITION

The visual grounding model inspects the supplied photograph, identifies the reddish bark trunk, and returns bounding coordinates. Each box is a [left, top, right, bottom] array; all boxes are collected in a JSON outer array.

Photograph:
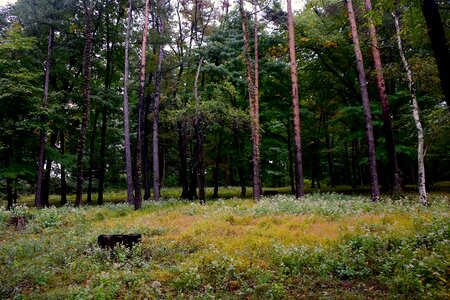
[[345, 0, 380, 201], [287, 0, 305, 198], [364, 0, 401, 193]]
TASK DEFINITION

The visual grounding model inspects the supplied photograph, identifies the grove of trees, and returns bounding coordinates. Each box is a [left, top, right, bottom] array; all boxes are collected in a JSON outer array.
[[1, 0, 449, 209]]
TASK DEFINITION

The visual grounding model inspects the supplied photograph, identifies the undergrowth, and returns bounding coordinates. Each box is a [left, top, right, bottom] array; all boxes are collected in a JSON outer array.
[[0, 193, 448, 299]]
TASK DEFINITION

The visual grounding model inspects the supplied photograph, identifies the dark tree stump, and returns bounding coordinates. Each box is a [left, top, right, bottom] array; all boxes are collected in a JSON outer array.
[[98, 234, 141, 249], [9, 216, 28, 230], [263, 190, 280, 196]]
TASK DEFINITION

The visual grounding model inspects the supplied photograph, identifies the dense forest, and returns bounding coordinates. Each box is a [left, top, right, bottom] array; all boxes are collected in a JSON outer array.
[[1, 0, 449, 209]]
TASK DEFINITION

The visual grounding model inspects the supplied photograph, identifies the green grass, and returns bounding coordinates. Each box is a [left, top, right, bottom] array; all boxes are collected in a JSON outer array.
[[0, 192, 449, 299]]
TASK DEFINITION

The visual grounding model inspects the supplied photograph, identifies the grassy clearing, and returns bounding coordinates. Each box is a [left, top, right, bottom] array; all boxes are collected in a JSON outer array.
[[0, 193, 449, 299]]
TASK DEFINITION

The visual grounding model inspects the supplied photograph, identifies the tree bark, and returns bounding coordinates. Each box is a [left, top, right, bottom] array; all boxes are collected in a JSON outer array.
[[393, 11, 428, 205], [35, 26, 54, 208], [123, 0, 134, 205], [422, 0, 450, 111], [60, 132, 67, 205], [364, 0, 401, 193], [345, 0, 380, 201], [153, 15, 164, 202], [287, 0, 305, 198], [87, 110, 99, 204], [194, 57, 205, 204], [134, 0, 150, 210], [239, 0, 261, 201], [286, 120, 296, 193], [42, 132, 57, 206], [76, 2, 94, 206]]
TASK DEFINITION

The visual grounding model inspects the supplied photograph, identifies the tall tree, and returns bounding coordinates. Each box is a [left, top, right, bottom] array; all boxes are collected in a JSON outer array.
[[240, 0, 261, 201], [135, 0, 150, 210], [153, 10, 164, 202], [364, 0, 401, 193], [194, 57, 206, 204], [393, 9, 428, 205], [344, 0, 380, 201], [422, 0, 450, 111], [75, 0, 94, 206], [287, 0, 304, 198], [35, 25, 54, 208], [123, 0, 134, 204]]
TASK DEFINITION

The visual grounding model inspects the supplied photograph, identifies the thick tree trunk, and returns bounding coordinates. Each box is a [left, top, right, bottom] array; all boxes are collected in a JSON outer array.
[[393, 11, 428, 205], [422, 0, 450, 110], [153, 16, 164, 202], [345, 0, 380, 201], [35, 26, 54, 208], [123, 0, 134, 204], [87, 110, 99, 204], [60, 132, 67, 205], [364, 0, 401, 193], [76, 3, 94, 206], [134, 0, 150, 210], [240, 0, 261, 201], [42, 132, 57, 206], [287, 0, 305, 198]]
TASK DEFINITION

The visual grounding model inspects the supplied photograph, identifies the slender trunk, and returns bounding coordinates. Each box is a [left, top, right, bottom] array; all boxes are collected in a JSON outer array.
[[97, 105, 107, 205], [364, 0, 401, 193], [178, 122, 189, 199], [194, 57, 205, 204], [345, 0, 380, 201], [143, 73, 153, 200], [233, 126, 246, 197], [422, 0, 450, 110], [87, 110, 99, 203], [75, 2, 94, 206], [35, 26, 54, 208], [286, 121, 295, 193], [135, 0, 150, 210], [212, 134, 223, 198], [325, 118, 335, 187], [42, 132, 57, 206], [123, 0, 134, 204], [287, 0, 304, 198], [60, 132, 67, 205], [239, 0, 261, 201], [153, 16, 164, 202], [393, 11, 428, 205]]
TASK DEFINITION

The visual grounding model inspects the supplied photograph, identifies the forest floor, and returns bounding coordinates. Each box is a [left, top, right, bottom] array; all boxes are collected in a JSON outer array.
[[0, 189, 449, 299]]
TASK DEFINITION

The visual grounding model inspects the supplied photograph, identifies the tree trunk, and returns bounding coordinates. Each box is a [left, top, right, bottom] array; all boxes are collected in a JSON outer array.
[[393, 11, 428, 205], [42, 132, 57, 206], [178, 122, 189, 199], [153, 15, 164, 202], [123, 0, 134, 204], [143, 73, 153, 200], [364, 0, 401, 193], [239, 0, 261, 201], [35, 26, 54, 208], [134, 0, 150, 210], [194, 57, 206, 204], [286, 121, 295, 193], [345, 0, 380, 201], [87, 110, 99, 204], [97, 105, 107, 205], [60, 132, 67, 205], [324, 118, 335, 187], [76, 2, 94, 206], [287, 0, 304, 198], [212, 133, 223, 198], [422, 0, 450, 111]]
